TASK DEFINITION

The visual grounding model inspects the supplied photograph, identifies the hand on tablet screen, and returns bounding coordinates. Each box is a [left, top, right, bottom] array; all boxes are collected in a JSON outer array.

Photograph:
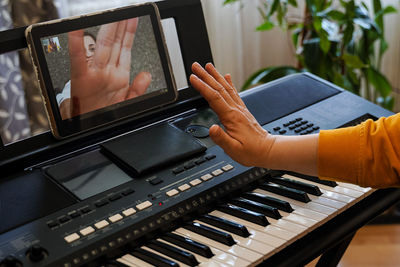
[[63, 18, 151, 119]]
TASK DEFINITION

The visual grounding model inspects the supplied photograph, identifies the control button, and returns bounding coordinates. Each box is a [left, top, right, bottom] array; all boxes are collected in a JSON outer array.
[[307, 129, 314, 134], [279, 129, 287, 134], [0, 256, 22, 267], [59, 216, 70, 224], [121, 188, 134, 196], [184, 161, 196, 170], [189, 179, 202, 186], [301, 120, 308, 124], [64, 233, 80, 243], [95, 199, 109, 207], [307, 123, 314, 127], [109, 214, 123, 223], [122, 208, 136, 216], [149, 177, 163, 185], [294, 122, 302, 127], [289, 119, 297, 124], [300, 132, 307, 135], [294, 129, 302, 133], [283, 122, 290, 127], [300, 126, 308, 130], [80, 207, 92, 214], [178, 184, 191, 192], [205, 154, 216, 160], [68, 211, 80, 218], [166, 189, 179, 197], [136, 201, 153, 211], [109, 194, 122, 201], [27, 244, 47, 262], [222, 164, 234, 172], [201, 173, 213, 181], [94, 220, 109, 229], [80, 226, 95, 236], [273, 126, 281, 131], [212, 169, 223, 176], [47, 221, 59, 229], [172, 166, 184, 174], [313, 126, 320, 131], [195, 157, 206, 165], [289, 125, 296, 130], [296, 117, 303, 121]]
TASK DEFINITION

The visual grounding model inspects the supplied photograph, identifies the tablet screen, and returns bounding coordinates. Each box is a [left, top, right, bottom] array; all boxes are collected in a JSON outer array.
[[27, 4, 177, 138]]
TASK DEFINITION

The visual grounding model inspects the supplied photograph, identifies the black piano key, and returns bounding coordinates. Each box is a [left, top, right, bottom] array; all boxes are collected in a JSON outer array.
[[183, 222, 236, 246], [269, 176, 322, 196], [242, 192, 293, 212], [161, 232, 214, 258], [148, 240, 199, 266], [199, 214, 250, 237], [229, 197, 282, 219], [217, 204, 269, 226], [131, 248, 179, 267], [258, 182, 311, 203], [288, 172, 338, 187], [105, 260, 126, 267]]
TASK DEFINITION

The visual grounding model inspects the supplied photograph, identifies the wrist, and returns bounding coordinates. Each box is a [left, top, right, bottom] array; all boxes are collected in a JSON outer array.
[[260, 133, 277, 168]]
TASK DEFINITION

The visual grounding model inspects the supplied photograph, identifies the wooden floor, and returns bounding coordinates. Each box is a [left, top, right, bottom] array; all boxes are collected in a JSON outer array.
[[306, 224, 400, 267]]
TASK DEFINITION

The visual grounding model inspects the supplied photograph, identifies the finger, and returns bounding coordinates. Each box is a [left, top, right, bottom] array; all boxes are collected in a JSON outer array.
[[126, 71, 151, 99], [119, 18, 138, 71], [109, 20, 127, 66], [191, 62, 236, 106], [209, 124, 242, 155], [94, 21, 118, 69], [205, 63, 244, 106], [190, 74, 234, 117], [224, 73, 246, 106], [68, 30, 87, 78]]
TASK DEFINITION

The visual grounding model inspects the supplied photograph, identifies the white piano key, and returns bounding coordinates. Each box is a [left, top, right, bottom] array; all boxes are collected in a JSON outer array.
[[117, 257, 141, 267], [171, 232, 251, 267], [194, 220, 278, 255], [210, 210, 300, 240], [337, 181, 372, 193], [142, 246, 190, 267], [290, 207, 328, 221], [280, 212, 318, 228], [121, 254, 154, 267], [174, 228, 264, 264], [253, 188, 339, 216], [311, 196, 348, 210], [283, 174, 366, 198], [318, 189, 355, 203]]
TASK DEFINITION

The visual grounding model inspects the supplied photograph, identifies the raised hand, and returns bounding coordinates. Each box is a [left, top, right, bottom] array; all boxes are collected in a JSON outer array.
[[189, 62, 275, 167], [67, 18, 151, 118]]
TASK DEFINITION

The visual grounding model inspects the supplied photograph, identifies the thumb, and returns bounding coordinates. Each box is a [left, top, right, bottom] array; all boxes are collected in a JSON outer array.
[[209, 124, 240, 155], [126, 71, 151, 99]]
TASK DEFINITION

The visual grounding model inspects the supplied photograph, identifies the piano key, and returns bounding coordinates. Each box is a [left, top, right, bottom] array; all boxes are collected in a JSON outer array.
[[284, 174, 365, 198], [242, 192, 293, 212], [198, 214, 250, 237], [194, 220, 277, 255], [174, 228, 264, 264], [217, 204, 269, 226], [147, 240, 199, 266], [288, 206, 328, 221], [159, 239, 233, 267], [278, 211, 318, 228], [229, 198, 282, 219], [112, 259, 140, 267], [120, 254, 155, 267], [161, 232, 214, 258], [210, 210, 300, 240], [337, 181, 372, 193], [268, 176, 322, 196], [183, 222, 236, 246], [285, 173, 338, 187], [142, 246, 193, 267], [196, 219, 287, 248], [253, 188, 339, 216], [131, 248, 179, 267], [258, 182, 311, 203]]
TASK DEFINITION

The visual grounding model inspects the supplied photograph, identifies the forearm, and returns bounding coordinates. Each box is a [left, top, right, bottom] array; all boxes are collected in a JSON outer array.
[[264, 134, 319, 176]]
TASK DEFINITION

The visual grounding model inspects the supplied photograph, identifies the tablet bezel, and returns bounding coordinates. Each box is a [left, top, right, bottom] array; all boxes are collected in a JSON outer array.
[[26, 3, 177, 139]]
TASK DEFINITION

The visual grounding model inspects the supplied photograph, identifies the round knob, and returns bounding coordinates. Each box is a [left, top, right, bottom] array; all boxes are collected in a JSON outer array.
[[0, 256, 22, 267], [27, 245, 47, 262]]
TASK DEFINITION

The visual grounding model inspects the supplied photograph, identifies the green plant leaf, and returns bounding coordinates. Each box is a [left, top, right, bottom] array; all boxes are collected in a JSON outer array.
[[256, 21, 274, 31], [223, 0, 239, 5], [269, 0, 280, 16], [242, 66, 299, 90], [366, 68, 392, 97], [327, 10, 345, 20], [342, 53, 367, 68], [288, 0, 297, 7], [319, 34, 330, 54]]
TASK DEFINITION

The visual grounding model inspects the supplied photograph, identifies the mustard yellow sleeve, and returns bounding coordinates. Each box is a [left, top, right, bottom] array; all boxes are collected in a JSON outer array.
[[318, 113, 400, 188]]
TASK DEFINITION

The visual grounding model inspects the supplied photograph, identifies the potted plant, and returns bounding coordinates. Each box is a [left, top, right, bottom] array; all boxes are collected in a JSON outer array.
[[224, 0, 397, 110]]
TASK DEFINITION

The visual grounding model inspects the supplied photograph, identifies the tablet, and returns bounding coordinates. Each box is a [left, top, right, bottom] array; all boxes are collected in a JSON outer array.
[[25, 3, 177, 139]]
